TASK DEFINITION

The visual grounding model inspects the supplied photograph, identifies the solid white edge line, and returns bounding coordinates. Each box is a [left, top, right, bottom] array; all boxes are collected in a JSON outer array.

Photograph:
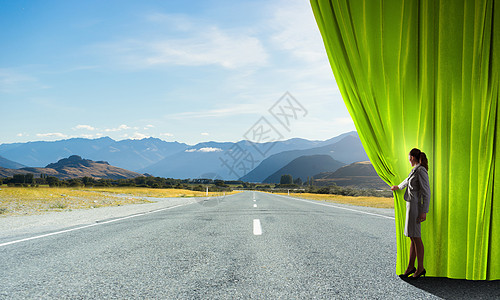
[[1, 192, 246, 248], [253, 219, 262, 235], [272, 193, 395, 220], [0, 203, 189, 248]]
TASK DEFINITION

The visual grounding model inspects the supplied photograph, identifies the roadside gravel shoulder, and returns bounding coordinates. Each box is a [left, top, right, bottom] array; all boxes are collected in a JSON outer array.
[[0, 196, 202, 242]]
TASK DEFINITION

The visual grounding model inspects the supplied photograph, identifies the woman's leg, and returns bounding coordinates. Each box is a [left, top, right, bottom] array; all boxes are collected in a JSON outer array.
[[405, 238, 417, 273], [413, 237, 425, 276]]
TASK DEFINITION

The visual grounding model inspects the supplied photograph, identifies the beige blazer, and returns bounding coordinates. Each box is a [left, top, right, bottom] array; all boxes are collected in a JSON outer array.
[[398, 165, 431, 213]]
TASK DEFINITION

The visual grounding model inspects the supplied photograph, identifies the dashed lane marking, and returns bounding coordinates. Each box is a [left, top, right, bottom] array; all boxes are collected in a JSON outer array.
[[253, 219, 262, 235]]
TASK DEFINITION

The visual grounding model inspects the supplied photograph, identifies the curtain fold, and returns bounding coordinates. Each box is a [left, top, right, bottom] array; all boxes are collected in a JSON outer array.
[[311, 0, 499, 280]]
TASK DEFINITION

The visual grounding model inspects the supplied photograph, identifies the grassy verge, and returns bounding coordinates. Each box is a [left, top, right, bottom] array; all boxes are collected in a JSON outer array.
[[272, 192, 394, 209], [0, 186, 240, 217]]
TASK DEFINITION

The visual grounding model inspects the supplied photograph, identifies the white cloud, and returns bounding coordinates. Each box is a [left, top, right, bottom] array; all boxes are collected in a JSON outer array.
[[74, 124, 96, 131], [185, 147, 223, 153], [105, 124, 131, 132], [201, 132, 209, 136], [144, 124, 155, 129], [130, 132, 150, 139], [36, 132, 68, 138], [146, 28, 268, 69], [198, 147, 222, 152], [161, 132, 174, 137], [97, 23, 268, 70]]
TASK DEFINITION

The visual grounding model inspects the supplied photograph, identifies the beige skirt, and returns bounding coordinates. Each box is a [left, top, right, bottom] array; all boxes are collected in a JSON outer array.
[[405, 200, 421, 237]]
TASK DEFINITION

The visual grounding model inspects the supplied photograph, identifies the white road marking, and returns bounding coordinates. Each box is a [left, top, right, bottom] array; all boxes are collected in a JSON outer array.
[[253, 219, 262, 235], [0, 203, 188, 248], [253, 204, 257, 208], [272, 194, 395, 220]]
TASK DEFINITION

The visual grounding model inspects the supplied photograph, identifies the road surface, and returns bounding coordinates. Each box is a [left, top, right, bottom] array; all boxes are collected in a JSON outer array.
[[0, 192, 497, 299]]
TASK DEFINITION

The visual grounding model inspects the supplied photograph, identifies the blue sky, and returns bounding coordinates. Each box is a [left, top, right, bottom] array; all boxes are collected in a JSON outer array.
[[1, 0, 355, 145]]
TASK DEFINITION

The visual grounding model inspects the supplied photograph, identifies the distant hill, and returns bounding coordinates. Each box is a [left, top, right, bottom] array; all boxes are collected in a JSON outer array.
[[315, 131, 359, 147], [139, 141, 235, 180], [263, 155, 345, 183], [139, 138, 333, 180], [313, 161, 388, 190], [0, 137, 189, 171], [0, 167, 43, 178], [240, 133, 368, 183], [0, 137, 115, 168], [87, 138, 189, 171], [0, 155, 25, 169], [0, 155, 143, 179]]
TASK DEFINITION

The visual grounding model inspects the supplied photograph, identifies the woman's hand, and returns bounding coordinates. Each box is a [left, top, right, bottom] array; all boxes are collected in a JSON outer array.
[[418, 213, 427, 222], [391, 185, 399, 191]]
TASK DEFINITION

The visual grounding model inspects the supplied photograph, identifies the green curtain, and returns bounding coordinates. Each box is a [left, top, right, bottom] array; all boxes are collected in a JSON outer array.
[[311, 0, 499, 280]]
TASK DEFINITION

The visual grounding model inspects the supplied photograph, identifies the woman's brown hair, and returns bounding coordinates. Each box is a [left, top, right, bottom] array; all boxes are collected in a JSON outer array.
[[410, 148, 429, 171]]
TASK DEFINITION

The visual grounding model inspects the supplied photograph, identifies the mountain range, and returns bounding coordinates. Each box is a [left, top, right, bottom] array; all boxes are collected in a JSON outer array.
[[262, 155, 345, 183], [239, 134, 368, 182], [313, 161, 388, 189], [0, 131, 374, 182], [0, 155, 142, 179], [0, 137, 189, 171], [138, 137, 340, 180], [0, 155, 25, 169]]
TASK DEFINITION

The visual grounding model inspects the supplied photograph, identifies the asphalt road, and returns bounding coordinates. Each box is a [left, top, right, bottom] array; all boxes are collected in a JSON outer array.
[[0, 192, 498, 299]]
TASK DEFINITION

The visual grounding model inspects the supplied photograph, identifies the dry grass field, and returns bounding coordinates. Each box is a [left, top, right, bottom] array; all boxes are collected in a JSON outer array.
[[81, 187, 239, 198], [0, 186, 239, 217], [273, 192, 394, 209]]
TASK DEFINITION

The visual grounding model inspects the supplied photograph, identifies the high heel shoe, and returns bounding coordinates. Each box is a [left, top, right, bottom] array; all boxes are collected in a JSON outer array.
[[400, 267, 416, 277], [410, 269, 426, 279]]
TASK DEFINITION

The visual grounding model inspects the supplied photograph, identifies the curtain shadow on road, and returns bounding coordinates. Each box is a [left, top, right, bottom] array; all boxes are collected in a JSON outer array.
[[401, 277, 499, 299]]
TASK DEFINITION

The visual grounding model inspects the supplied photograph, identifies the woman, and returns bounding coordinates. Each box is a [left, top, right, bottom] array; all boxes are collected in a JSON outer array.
[[391, 148, 431, 279]]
